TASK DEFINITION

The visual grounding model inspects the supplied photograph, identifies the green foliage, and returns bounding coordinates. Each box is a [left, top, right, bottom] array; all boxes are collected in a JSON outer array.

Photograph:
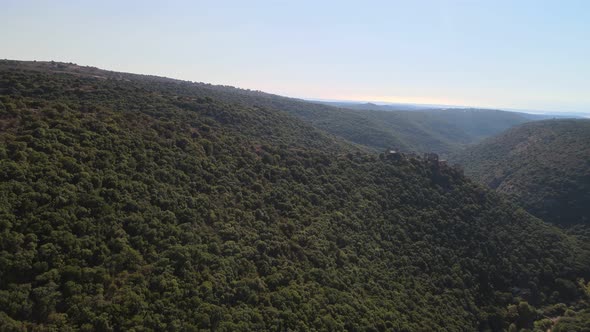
[[194, 88, 534, 156], [453, 119, 590, 227], [553, 310, 590, 332], [318, 105, 535, 156], [0, 60, 589, 331]]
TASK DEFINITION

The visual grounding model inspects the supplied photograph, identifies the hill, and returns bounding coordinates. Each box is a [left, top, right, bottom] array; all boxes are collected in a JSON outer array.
[[319, 101, 543, 153], [0, 60, 589, 331], [319, 101, 428, 112], [452, 119, 590, 227], [342, 108, 537, 155], [0, 61, 534, 156]]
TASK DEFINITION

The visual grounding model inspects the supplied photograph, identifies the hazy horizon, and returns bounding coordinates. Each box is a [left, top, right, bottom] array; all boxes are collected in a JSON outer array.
[[2, 0, 589, 113], [4, 57, 590, 117]]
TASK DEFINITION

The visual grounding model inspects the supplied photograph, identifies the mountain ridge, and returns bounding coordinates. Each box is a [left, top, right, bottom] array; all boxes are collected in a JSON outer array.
[[1, 60, 589, 331], [452, 119, 590, 227], [2, 60, 538, 156]]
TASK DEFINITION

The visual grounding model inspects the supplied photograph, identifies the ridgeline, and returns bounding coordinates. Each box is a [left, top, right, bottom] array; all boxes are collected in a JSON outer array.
[[0, 61, 589, 331]]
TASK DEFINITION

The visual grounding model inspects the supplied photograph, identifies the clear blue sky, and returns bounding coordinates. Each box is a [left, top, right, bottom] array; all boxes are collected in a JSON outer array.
[[2, 0, 589, 113]]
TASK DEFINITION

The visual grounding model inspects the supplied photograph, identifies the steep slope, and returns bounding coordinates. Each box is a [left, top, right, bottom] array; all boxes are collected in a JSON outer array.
[[0, 61, 533, 156], [319, 101, 539, 153], [357, 108, 535, 154], [0, 61, 589, 331], [453, 119, 590, 227]]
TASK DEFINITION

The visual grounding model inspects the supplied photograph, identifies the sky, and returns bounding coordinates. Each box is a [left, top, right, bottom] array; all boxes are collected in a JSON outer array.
[[1, 0, 589, 113]]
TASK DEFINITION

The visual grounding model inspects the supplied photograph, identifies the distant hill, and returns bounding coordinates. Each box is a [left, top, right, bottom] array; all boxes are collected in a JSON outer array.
[[320, 101, 578, 120], [452, 119, 590, 227], [316, 102, 541, 155], [0, 61, 536, 157], [350, 108, 538, 154], [319, 101, 428, 112], [147, 82, 538, 156], [304, 102, 545, 155], [1, 60, 589, 331]]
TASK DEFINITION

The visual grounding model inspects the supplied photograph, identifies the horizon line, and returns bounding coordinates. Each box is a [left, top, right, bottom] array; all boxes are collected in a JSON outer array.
[[5, 58, 589, 117]]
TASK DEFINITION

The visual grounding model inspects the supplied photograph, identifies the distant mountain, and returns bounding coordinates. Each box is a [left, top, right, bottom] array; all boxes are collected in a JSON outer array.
[[452, 119, 590, 227], [357, 108, 537, 153], [314, 102, 542, 155], [320, 100, 584, 120], [318, 101, 428, 112], [1, 60, 589, 331]]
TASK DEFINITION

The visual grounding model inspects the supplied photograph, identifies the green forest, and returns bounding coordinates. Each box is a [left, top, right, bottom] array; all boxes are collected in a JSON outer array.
[[1, 61, 589, 331], [452, 119, 590, 228]]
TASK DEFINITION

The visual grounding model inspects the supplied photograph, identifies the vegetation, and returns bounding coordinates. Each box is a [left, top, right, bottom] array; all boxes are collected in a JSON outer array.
[[216, 95, 536, 156], [333, 107, 536, 155], [0, 61, 534, 157], [0, 60, 589, 331], [452, 119, 590, 227], [553, 309, 590, 331], [321, 101, 541, 155]]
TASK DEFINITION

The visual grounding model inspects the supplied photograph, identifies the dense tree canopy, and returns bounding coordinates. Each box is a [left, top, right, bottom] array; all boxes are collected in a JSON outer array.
[[452, 119, 590, 228], [0, 61, 589, 331]]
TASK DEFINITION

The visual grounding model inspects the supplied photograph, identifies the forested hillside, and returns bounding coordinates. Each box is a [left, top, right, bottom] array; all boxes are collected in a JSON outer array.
[[0, 61, 589, 331], [337, 108, 536, 155], [453, 119, 590, 227], [320, 101, 541, 151], [0, 61, 533, 156]]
